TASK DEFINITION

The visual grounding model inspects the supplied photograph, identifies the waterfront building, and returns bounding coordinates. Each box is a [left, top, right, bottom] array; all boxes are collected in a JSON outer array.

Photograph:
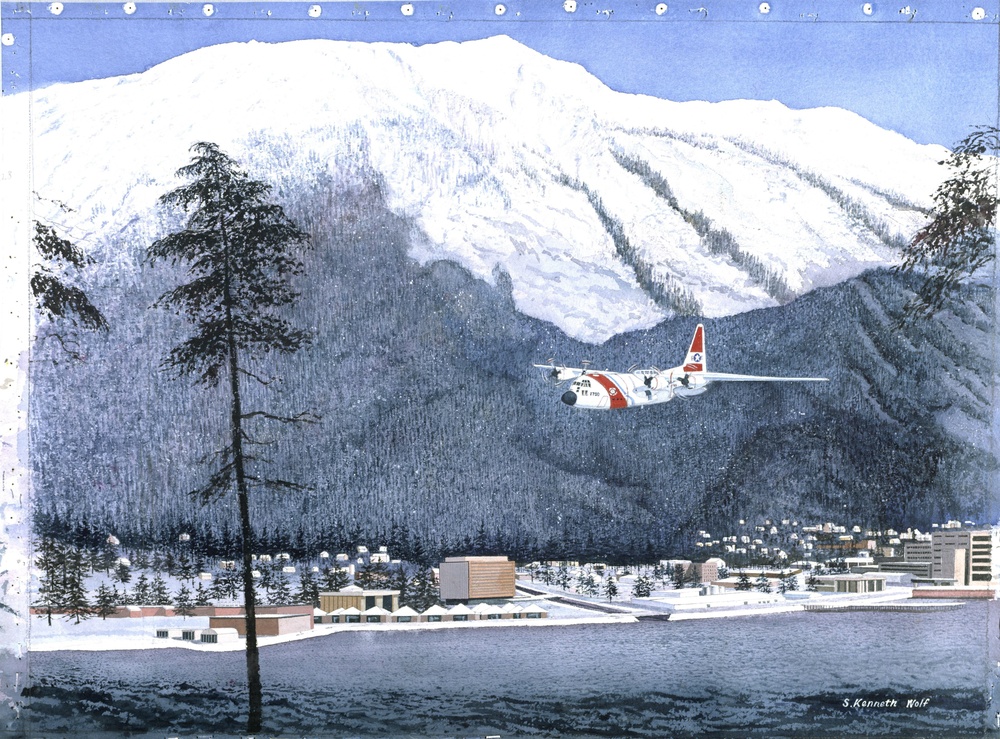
[[813, 573, 887, 594], [319, 585, 400, 613], [200, 628, 239, 644], [690, 561, 719, 583], [209, 612, 313, 636], [931, 528, 1000, 586], [439, 556, 516, 602], [446, 603, 476, 621], [421, 604, 449, 622], [390, 606, 420, 623], [361, 605, 391, 623]]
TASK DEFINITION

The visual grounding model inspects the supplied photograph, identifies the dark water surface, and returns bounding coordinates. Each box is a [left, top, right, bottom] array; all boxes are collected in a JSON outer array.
[[20, 604, 993, 738]]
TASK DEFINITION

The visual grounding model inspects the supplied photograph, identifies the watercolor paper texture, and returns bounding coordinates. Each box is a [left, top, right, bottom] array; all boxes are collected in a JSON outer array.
[[1, 1, 999, 736]]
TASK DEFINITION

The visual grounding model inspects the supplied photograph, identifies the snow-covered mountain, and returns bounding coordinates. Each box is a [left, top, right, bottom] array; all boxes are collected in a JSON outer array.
[[14, 36, 947, 343]]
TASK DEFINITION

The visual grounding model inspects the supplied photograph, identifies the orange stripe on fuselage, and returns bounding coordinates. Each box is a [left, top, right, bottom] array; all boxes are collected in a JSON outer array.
[[589, 373, 629, 409]]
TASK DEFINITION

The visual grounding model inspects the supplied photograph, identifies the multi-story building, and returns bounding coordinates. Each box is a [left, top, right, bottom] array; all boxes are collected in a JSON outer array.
[[931, 528, 1000, 586], [903, 541, 933, 562], [439, 556, 516, 603]]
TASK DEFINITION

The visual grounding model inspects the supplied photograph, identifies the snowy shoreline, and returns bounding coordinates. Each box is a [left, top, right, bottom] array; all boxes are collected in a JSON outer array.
[[28, 612, 639, 653]]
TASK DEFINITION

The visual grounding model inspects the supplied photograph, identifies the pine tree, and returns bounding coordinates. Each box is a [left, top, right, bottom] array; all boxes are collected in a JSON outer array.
[[388, 565, 409, 606], [194, 582, 213, 607], [321, 565, 351, 592], [806, 571, 820, 592], [34, 537, 66, 625], [896, 125, 999, 322], [175, 584, 196, 617], [94, 583, 117, 619], [603, 576, 619, 602], [735, 571, 753, 591], [113, 562, 131, 586], [62, 546, 92, 624], [150, 573, 171, 605], [671, 564, 686, 590], [539, 563, 554, 586], [575, 570, 596, 596], [556, 564, 572, 591], [148, 142, 314, 734], [132, 573, 151, 605], [407, 567, 441, 611], [631, 574, 653, 599], [268, 567, 293, 605], [30, 219, 108, 361], [296, 569, 320, 608], [754, 574, 772, 593], [356, 560, 390, 589]]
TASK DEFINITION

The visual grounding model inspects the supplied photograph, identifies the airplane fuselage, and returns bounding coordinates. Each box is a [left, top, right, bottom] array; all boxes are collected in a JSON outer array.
[[560, 367, 707, 409], [539, 323, 827, 410]]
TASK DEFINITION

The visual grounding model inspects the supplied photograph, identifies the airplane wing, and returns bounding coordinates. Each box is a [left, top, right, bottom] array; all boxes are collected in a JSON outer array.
[[702, 372, 829, 382]]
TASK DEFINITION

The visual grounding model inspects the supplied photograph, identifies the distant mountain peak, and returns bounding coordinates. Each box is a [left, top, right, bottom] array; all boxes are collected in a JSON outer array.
[[18, 36, 946, 343]]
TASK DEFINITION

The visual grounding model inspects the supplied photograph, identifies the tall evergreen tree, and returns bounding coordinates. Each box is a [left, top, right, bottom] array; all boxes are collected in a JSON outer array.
[[356, 560, 390, 589], [34, 537, 66, 625], [296, 569, 320, 608], [113, 562, 131, 586], [896, 126, 999, 322], [407, 567, 441, 612], [671, 564, 686, 590], [388, 565, 409, 606], [30, 219, 108, 360], [267, 567, 293, 605], [62, 546, 92, 624], [148, 142, 314, 733]]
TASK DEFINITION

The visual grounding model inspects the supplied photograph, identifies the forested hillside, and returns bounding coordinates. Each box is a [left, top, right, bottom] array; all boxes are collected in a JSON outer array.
[[30, 169, 997, 561]]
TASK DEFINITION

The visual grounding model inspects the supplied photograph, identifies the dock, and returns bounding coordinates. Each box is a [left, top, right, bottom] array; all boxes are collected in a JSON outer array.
[[803, 601, 963, 613]]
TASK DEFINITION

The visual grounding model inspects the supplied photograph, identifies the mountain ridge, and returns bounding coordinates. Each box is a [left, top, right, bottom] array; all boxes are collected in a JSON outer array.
[[17, 35, 947, 342]]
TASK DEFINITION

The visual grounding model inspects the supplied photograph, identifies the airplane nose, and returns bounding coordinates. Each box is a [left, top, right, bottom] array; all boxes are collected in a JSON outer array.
[[561, 390, 577, 406]]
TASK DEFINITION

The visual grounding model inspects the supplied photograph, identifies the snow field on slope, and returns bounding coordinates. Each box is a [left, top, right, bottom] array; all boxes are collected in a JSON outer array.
[[14, 36, 948, 344]]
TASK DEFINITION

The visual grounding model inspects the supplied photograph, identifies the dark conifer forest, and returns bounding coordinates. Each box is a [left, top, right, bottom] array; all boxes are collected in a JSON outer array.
[[29, 165, 998, 563]]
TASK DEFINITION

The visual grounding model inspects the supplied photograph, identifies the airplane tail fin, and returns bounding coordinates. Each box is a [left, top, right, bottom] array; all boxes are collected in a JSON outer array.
[[682, 324, 706, 372]]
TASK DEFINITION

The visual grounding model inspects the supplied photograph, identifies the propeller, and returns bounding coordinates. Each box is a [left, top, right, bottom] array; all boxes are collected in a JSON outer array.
[[643, 366, 662, 387], [540, 359, 589, 386]]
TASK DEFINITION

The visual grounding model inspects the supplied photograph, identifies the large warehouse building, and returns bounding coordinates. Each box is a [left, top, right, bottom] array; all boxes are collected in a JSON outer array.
[[439, 556, 516, 603]]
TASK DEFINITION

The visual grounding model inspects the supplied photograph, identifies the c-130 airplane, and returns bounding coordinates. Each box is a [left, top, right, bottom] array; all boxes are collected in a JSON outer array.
[[536, 324, 828, 410]]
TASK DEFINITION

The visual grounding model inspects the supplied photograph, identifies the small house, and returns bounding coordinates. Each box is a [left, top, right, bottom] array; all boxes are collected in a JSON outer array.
[[472, 603, 503, 620], [200, 628, 239, 644], [421, 604, 449, 623], [341, 607, 362, 623], [390, 606, 420, 623], [362, 605, 391, 623], [447, 603, 476, 622], [521, 604, 548, 619]]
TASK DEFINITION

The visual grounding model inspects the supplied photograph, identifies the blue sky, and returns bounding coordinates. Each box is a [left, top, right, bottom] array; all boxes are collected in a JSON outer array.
[[1, 0, 997, 146]]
